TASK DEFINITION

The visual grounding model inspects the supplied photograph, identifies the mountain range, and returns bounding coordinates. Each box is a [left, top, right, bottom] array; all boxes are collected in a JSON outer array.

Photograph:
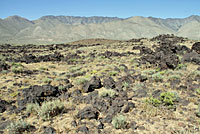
[[0, 15, 200, 44]]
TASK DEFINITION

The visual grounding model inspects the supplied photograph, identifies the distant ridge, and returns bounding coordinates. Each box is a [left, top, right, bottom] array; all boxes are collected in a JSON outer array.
[[0, 15, 199, 44]]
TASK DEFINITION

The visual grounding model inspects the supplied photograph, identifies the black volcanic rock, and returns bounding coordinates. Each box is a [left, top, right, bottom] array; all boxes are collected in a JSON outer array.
[[140, 40, 182, 69], [77, 107, 98, 120], [140, 46, 154, 55], [92, 98, 109, 113], [164, 54, 180, 69], [83, 76, 102, 93], [150, 34, 186, 44], [0, 99, 9, 113], [182, 51, 200, 65], [76, 125, 89, 134], [0, 61, 10, 71], [103, 77, 116, 89], [17, 85, 61, 111], [123, 102, 136, 113], [192, 42, 200, 54], [14, 52, 64, 63], [134, 89, 147, 98], [99, 51, 122, 58]]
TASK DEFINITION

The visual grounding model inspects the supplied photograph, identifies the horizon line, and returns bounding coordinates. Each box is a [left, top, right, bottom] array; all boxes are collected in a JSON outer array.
[[1, 14, 199, 21]]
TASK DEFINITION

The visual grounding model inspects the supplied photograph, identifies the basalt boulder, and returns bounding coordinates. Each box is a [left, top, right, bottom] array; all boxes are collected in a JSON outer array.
[[17, 85, 61, 111], [182, 51, 200, 65], [77, 106, 99, 120], [0, 99, 9, 113], [192, 42, 200, 54], [103, 77, 116, 89], [83, 76, 102, 93], [0, 62, 10, 71], [162, 54, 180, 69]]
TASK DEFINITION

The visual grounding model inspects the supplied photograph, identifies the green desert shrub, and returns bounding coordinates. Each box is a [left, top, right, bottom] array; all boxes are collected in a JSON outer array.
[[122, 82, 129, 91], [38, 100, 65, 120], [168, 74, 181, 81], [39, 67, 48, 71], [132, 83, 145, 91], [42, 77, 53, 84], [146, 92, 179, 107], [112, 114, 127, 129], [58, 85, 66, 90], [0, 54, 6, 61], [1, 70, 8, 74], [11, 63, 24, 73], [6, 120, 32, 134], [155, 67, 161, 72], [26, 99, 65, 121], [146, 97, 161, 107], [99, 89, 118, 98], [90, 70, 98, 74], [142, 69, 156, 75], [9, 91, 19, 98], [12, 67, 24, 73], [119, 66, 126, 71], [26, 103, 40, 115], [151, 72, 164, 82], [97, 56, 106, 60], [196, 88, 200, 95], [48, 65, 56, 69], [75, 76, 90, 85], [188, 70, 200, 78], [58, 85, 69, 92], [176, 63, 187, 70], [69, 66, 81, 73], [108, 71, 118, 76], [160, 92, 178, 106], [11, 62, 23, 68]]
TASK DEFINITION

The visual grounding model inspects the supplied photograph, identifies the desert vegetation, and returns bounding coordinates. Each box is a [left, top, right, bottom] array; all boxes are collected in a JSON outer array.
[[0, 34, 200, 133]]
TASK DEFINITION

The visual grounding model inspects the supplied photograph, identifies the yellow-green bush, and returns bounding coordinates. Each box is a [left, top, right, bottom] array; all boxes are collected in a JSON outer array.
[[112, 114, 127, 129], [99, 89, 118, 98], [6, 120, 31, 134], [26, 99, 65, 121]]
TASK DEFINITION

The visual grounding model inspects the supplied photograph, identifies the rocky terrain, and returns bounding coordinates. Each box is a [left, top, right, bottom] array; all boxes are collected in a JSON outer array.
[[0, 15, 200, 44], [0, 34, 200, 134]]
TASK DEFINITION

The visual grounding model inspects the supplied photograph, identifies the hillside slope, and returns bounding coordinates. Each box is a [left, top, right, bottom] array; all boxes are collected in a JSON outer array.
[[0, 15, 200, 44]]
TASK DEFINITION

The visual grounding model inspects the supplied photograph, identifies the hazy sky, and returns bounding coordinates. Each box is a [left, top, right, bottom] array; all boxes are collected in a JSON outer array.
[[1, 0, 200, 20]]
